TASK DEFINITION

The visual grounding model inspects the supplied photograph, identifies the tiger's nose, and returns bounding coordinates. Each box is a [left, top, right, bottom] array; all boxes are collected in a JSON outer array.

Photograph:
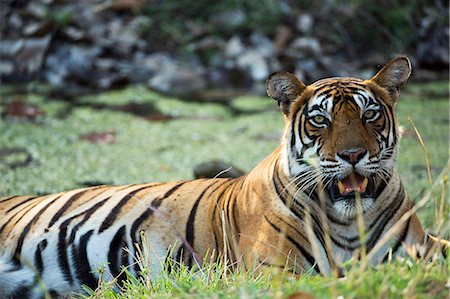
[[337, 148, 367, 164]]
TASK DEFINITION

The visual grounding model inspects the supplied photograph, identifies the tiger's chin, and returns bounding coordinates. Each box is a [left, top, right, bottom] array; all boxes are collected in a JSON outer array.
[[331, 197, 375, 220], [327, 172, 376, 220]]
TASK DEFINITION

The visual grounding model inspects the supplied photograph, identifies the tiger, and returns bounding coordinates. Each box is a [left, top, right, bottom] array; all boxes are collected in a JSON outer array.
[[0, 56, 448, 298]]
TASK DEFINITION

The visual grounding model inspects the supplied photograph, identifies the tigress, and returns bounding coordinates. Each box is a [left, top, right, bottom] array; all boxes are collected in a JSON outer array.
[[0, 57, 448, 298]]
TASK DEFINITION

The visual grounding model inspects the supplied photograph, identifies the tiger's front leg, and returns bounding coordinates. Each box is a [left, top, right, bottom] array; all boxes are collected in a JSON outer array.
[[402, 212, 449, 261]]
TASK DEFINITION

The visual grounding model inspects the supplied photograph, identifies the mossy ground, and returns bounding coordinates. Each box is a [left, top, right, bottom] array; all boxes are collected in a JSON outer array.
[[0, 81, 449, 298]]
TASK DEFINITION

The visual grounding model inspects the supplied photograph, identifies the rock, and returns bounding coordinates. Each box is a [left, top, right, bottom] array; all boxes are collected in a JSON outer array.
[[44, 43, 102, 86], [94, 58, 116, 71], [148, 67, 207, 97], [105, 18, 142, 55], [7, 13, 23, 35], [194, 160, 245, 179], [25, 2, 48, 19], [249, 32, 273, 58], [145, 53, 207, 97], [0, 40, 24, 57], [296, 13, 314, 34], [96, 73, 129, 89], [225, 36, 246, 58], [95, 0, 144, 12], [23, 21, 56, 37], [0, 35, 52, 80], [62, 26, 86, 41], [416, 27, 449, 70], [288, 37, 321, 58], [318, 56, 359, 77], [236, 49, 269, 81], [212, 10, 246, 30], [0, 60, 14, 76], [295, 58, 319, 80]]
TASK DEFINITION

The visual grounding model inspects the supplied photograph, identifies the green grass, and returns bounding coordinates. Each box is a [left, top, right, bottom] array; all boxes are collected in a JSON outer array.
[[0, 82, 449, 298], [77, 257, 449, 299]]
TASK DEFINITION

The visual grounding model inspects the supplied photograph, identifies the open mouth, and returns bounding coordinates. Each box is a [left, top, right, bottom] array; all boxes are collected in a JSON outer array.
[[328, 172, 373, 201], [337, 172, 368, 195]]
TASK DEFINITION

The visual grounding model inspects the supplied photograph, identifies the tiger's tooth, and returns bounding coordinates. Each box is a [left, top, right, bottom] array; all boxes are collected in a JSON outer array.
[[361, 177, 368, 193], [338, 181, 346, 194]]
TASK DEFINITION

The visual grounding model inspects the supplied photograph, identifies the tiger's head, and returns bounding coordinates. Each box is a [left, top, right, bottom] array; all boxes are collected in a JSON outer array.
[[266, 57, 411, 219]]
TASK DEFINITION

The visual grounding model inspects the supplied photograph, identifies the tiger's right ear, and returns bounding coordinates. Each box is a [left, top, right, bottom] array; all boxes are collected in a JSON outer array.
[[266, 72, 307, 115]]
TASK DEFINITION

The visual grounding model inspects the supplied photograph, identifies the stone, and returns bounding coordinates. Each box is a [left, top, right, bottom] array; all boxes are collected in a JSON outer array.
[[193, 160, 245, 179], [44, 43, 102, 86], [236, 49, 269, 81], [249, 32, 273, 58], [0, 35, 52, 79], [212, 10, 246, 30], [0, 60, 14, 76], [296, 14, 313, 34], [145, 53, 207, 97], [288, 37, 321, 58], [225, 36, 246, 58]]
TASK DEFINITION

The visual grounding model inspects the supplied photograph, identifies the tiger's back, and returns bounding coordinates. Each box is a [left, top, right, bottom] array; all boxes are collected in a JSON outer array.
[[0, 178, 240, 297]]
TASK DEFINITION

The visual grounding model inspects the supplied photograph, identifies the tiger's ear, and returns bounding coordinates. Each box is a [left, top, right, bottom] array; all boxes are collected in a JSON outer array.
[[371, 56, 412, 100], [266, 72, 307, 115]]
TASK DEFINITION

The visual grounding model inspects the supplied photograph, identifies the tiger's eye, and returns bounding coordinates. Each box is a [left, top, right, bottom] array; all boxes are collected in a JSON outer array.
[[363, 110, 376, 119], [313, 115, 326, 124]]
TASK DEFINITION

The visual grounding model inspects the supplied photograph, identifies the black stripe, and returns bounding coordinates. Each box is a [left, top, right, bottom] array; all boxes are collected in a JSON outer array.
[[72, 230, 97, 289], [160, 181, 186, 200], [264, 215, 320, 273], [210, 179, 235, 256], [68, 197, 111, 244], [108, 225, 127, 283], [0, 195, 20, 202], [374, 176, 388, 200], [273, 166, 289, 205], [369, 183, 400, 231], [48, 290, 59, 298], [6, 196, 38, 213], [48, 190, 91, 228], [13, 196, 61, 265], [130, 182, 187, 244], [330, 235, 360, 251], [366, 185, 404, 251], [58, 219, 74, 283], [11, 286, 30, 298], [0, 200, 42, 236], [99, 186, 151, 233], [34, 239, 48, 274], [185, 180, 228, 266], [326, 213, 350, 226]]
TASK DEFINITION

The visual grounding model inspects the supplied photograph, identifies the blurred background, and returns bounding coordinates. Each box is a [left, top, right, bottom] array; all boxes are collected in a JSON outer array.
[[0, 0, 449, 225], [1, 0, 448, 95]]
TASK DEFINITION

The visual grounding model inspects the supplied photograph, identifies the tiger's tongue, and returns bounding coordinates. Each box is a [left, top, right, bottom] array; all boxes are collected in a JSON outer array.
[[337, 173, 368, 195]]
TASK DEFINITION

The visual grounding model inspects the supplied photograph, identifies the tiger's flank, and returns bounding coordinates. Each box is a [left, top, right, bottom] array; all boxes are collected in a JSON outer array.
[[0, 57, 448, 299]]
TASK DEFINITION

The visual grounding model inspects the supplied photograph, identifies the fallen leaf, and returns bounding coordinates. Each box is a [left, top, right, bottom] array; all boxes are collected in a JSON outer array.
[[3, 100, 44, 119], [80, 132, 116, 144]]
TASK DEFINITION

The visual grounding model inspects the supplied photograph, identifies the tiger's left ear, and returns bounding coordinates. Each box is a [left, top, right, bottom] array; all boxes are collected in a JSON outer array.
[[371, 56, 412, 100], [266, 72, 307, 115]]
